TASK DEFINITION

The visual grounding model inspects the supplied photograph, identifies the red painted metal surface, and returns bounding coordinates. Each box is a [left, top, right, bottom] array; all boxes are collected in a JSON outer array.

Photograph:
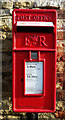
[[12, 9, 57, 112]]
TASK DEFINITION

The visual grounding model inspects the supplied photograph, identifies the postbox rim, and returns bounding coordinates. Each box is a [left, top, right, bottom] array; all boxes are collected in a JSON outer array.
[[13, 9, 57, 13]]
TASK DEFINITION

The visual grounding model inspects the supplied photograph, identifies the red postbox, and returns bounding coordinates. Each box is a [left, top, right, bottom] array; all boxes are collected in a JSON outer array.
[[12, 9, 57, 112]]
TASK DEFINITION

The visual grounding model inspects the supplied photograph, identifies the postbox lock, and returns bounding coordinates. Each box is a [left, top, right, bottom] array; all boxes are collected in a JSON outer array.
[[21, 78, 23, 82], [31, 51, 38, 59]]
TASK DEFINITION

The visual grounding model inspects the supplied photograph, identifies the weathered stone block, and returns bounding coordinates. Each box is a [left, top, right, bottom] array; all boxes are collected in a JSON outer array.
[[14, 1, 32, 8], [2, 39, 12, 52], [54, 110, 64, 118], [2, 24, 12, 32], [63, 101, 65, 110], [0, 2, 2, 8], [0, 18, 3, 31], [2, 62, 12, 72], [2, 103, 9, 110], [63, 1, 65, 10], [2, 91, 12, 99], [0, 115, 21, 120], [2, 76, 12, 90], [56, 101, 63, 110], [61, 53, 65, 61], [0, 9, 10, 16], [57, 31, 65, 40], [57, 52, 63, 61], [57, 19, 65, 30], [38, 113, 55, 119], [57, 52, 65, 62], [56, 82, 63, 90], [0, 102, 2, 109], [13, 2, 23, 8], [1, 32, 12, 40], [6, 32, 12, 39], [2, 2, 13, 9], [1, 32, 6, 40], [63, 81, 65, 90], [57, 41, 65, 52], [2, 53, 12, 63], [57, 73, 64, 78], [62, 91, 65, 100], [57, 75, 64, 82], [57, 10, 65, 19], [1, 16, 12, 32], [40, 1, 60, 8], [57, 62, 65, 73], [56, 90, 63, 100]]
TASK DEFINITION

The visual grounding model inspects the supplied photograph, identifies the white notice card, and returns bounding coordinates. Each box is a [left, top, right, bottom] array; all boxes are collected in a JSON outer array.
[[25, 62, 43, 94]]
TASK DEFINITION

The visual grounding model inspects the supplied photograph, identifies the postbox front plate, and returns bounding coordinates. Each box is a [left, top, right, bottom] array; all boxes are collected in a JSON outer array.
[[12, 9, 57, 112]]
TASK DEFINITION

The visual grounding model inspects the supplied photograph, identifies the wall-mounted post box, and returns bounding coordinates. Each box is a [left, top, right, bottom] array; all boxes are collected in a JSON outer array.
[[12, 9, 57, 112]]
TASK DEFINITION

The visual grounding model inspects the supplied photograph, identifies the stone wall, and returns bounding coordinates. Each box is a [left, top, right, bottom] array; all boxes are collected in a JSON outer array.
[[0, 0, 65, 119]]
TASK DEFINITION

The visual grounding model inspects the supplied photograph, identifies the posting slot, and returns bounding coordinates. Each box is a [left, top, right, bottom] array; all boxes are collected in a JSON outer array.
[[16, 21, 54, 33]]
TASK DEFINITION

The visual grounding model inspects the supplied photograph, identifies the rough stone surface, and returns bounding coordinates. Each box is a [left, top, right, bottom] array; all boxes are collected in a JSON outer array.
[[2, 62, 12, 72], [0, 9, 10, 16], [0, 0, 63, 9], [2, 23, 12, 32], [39, 1, 60, 8], [57, 10, 65, 19], [57, 40, 65, 52], [1, 16, 12, 31], [14, 2, 32, 8], [2, 2, 13, 9], [54, 110, 65, 118], [57, 19, 65, 30], [57, 62, 64, 73], [2, 39, 12, 52], [56, 101, 63, 110], [56, 82, 63, 90], [0, 0, 65, 120], [57, 31, 65, 40], [63, 91, 65, 100], [57, 40, 65, 62], [56, 90, 63, 100], [1, 32, 12, 40]]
